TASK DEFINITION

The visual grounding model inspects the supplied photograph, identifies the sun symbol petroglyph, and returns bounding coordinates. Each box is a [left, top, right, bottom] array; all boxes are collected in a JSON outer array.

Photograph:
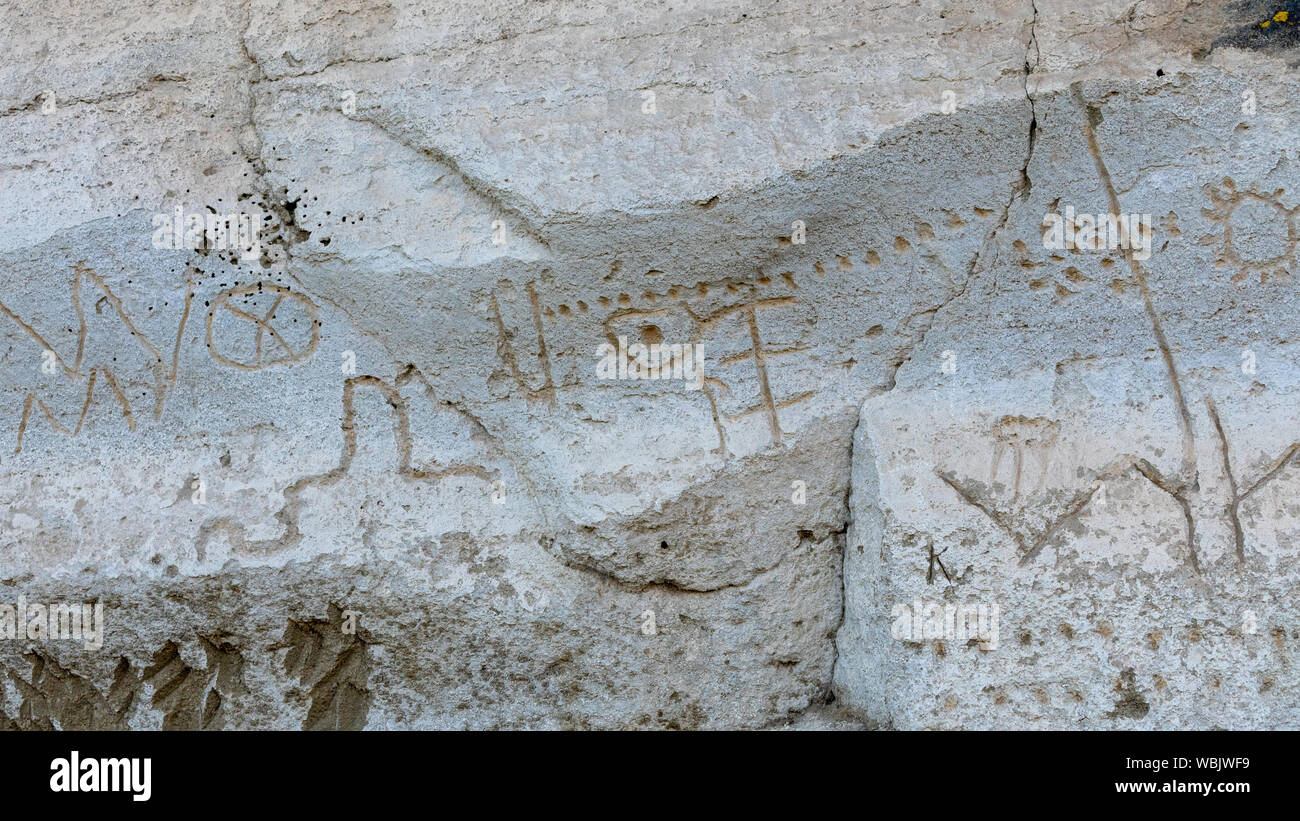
[[1200, 178, 1299, 284], [206, 283, 320, 370]]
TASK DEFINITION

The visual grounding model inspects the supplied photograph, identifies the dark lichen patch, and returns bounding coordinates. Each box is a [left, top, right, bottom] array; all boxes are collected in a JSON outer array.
[[1213, 0, 1300, 57], [1108, 669, 1151, 720]]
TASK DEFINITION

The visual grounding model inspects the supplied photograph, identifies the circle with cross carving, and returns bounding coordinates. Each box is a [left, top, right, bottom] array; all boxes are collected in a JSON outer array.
[[206, 283, 319, 370]]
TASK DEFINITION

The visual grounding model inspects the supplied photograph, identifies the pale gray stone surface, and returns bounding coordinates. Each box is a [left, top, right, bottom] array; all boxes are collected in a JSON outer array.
[[0, 0, 1294, 728]]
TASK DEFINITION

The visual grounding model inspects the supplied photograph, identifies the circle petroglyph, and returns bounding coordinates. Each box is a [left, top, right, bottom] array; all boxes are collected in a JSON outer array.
[[1202, 177, 1299, 284], [206, 283, 320, 370]]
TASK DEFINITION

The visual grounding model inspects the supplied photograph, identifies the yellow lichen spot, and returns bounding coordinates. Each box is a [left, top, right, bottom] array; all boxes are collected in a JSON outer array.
[[1275, 11, 1289, 23]]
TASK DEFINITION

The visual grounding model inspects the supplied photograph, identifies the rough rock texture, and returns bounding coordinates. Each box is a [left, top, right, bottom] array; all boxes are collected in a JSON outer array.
[[0, 0, 1297, 729], [834, 1, 1300, 729]]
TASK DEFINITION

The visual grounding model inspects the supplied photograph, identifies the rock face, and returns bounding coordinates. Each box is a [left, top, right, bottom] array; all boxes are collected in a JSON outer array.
[[0, 0, 1297, 729]]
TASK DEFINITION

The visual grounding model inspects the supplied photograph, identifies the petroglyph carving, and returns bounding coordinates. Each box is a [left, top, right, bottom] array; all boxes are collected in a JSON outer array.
[[549, 270, 805, 324], [1205, 397, 1300, 565], [196, 368, 495, 559], [1, 650, 135, 730], [1, 263, 170, 451], [925, 538, 951, 585], [1, 635, 245, 730], [706, 298, 815, 445], [988, 415, 1060, 504], [603, 294, 814, 454], [140, 636, 247, 730], [2, 266, 325, 451], [489, 282, 554, 402], [206, 282, 320, 370], [281, 606, 371, 731], [939, 452, 1198, 572], [15, 365, 135, 453], [1200, 178, 1298, 284]]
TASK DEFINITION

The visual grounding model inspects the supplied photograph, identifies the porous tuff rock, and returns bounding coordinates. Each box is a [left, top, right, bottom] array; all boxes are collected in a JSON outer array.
[[0, 0, 1296, 728]]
